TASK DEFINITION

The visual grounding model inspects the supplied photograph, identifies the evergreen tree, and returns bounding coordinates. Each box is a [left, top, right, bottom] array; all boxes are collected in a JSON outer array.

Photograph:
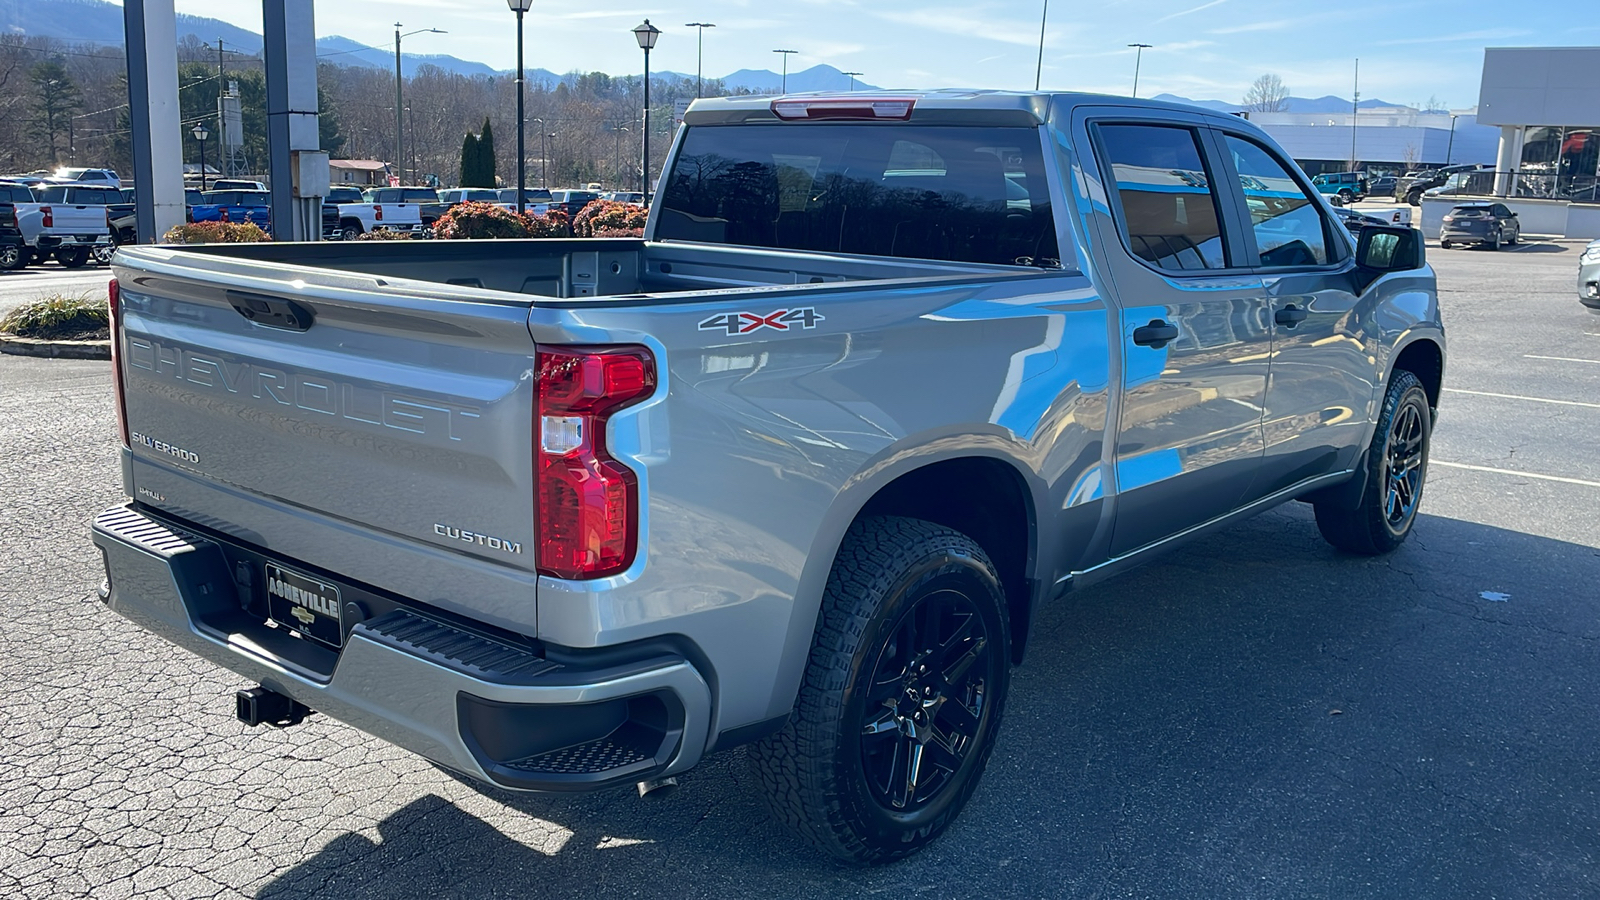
[[28, 59, 82, 164], [460, 131, 480, 187], [477, 118, 497, 187]]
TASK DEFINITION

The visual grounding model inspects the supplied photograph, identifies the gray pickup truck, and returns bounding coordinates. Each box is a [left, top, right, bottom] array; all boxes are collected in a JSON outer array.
[[93, 91, 1443, 863]]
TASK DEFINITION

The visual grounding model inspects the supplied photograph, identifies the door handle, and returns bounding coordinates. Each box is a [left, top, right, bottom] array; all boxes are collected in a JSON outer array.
[[1132, 319, 1180, 349], [1275, 305, 1309, 327]]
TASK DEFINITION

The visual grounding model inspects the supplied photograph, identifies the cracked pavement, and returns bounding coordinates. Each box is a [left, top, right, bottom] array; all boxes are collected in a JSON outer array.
[[2, 245, 1598, 898]]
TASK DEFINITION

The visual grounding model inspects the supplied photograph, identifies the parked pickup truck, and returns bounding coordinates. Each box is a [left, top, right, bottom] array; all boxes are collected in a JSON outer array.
[[94, 91, 1443, 863], [0, 198, 24, 270], [7, 182, 115, 268], [332, 187, 439, 240], [191, 189, 273, 233]]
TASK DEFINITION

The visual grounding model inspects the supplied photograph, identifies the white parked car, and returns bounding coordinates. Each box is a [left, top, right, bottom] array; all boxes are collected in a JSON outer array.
[[52, 167, 121, 189]]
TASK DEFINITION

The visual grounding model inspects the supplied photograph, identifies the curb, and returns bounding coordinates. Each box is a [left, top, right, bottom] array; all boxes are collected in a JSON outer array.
[[0, 334, 111, 360]]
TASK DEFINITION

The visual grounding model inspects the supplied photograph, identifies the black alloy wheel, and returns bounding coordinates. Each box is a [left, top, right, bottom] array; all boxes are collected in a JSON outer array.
[[1381, 397, 1426, 534], [1314, 369, 1432, 554], [857, 586, 992, 813], [749, 516, 1011, 863], [0, 244, 22, 270]]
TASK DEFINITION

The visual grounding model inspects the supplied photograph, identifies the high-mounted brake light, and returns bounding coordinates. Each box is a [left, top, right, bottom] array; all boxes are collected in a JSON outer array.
[[41, 206, 52, 228], [771, 97, 917, 121], [108, 278, 129, 448], [535, 346, 656, 580]]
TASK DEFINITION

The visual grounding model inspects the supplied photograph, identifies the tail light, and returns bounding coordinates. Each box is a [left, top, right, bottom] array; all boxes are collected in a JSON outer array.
[[220, 207, 230, 223], [108, 279, 129, 448], [41, 206, 52, 228], [535, 346, 656, 580], [374, 204, 383, 222]]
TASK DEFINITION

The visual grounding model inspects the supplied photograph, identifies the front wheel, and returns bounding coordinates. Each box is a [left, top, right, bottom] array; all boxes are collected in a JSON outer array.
[[1440, 240, 1452, 249], [1406, 190, 1422, 206], [56, 247, 89, 268], [748, 516, 1011, 863], [1314, 370, 1431, 555], [339, 223, 362, 241]]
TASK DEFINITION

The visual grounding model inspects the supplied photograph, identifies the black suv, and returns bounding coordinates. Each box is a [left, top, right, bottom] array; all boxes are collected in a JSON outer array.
[[1397, 164, 1485, 206]]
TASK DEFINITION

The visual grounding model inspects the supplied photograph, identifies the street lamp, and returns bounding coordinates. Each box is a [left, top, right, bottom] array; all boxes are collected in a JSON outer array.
[[633, 20, 661, 207], [772, 49, 797, 94], [1446, 113, 1458, 166], [508, 0, 533, 213], [394, 23, 446, 186], [1035, 0, 1049, 90], [191, 122, 210, 191], [548, 132, 556, 188], [1128, 43, 1152, 98], [842, 71, 863, 91], [686, 22, 715, 99]]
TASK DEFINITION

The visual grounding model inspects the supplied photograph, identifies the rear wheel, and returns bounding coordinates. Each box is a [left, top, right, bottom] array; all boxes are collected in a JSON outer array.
[[0, 244, 22, 270], [56, 247, 89, 268], [1406, 189, 1422, 206], [1338, 188, 1354, 204], [1440, 240, 1452, 249], [748, 516, 1011, 863], [1314, 370, 1431, 555], [1489, 232, 1502, 251]]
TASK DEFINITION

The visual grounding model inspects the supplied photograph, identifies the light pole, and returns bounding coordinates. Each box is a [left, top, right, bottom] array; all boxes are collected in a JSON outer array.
[[842, 71, 863, 91], [532, 118, 547, 188], [1128, 43, 1152, 98], [633, 20, 661, 207], [1446, 113, 1458, 166], [191, 123, 210, 191], [1350, 58, 1360, 171], [394, 23, 446, 186], [547, 132, 556, 188], [773, 49, 797, 94], [686, 22, 715, 98], [1036, 0, 1049, 90], [508, 0, 533, 213]]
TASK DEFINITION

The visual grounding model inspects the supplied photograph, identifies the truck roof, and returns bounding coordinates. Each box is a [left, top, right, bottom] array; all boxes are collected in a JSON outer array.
[[681, 89, 1250, 127]]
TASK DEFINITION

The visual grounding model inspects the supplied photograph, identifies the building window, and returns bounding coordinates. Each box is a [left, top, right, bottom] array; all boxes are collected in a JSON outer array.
[[1521, 126, 1600, 201]]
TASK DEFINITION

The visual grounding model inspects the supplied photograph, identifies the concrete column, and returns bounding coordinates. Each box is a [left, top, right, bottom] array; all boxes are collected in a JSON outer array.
[[123, 0, 186, 242], [1493, 125, 1524, 197], [264, 0, 328, 241]]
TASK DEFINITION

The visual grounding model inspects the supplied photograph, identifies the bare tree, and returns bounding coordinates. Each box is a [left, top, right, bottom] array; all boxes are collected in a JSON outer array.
[[1423, 95, 1448, 113], [1242, 73, 1290, 113]]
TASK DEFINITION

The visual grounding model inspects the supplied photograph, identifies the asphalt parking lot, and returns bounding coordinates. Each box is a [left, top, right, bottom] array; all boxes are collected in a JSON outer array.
[[2, 241, 1597, 899]]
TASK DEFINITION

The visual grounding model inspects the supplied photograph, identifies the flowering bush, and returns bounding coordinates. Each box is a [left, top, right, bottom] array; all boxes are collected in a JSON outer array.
[[524, 207, 572, 238], [163, 222, 271, 244], [434, 201, 532, 240], [572, 200, 647, 238], [356, 228, 418, 241]]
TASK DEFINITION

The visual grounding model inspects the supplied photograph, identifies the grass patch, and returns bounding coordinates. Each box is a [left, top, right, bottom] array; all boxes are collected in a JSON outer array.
[[0, 292, 111, 341]]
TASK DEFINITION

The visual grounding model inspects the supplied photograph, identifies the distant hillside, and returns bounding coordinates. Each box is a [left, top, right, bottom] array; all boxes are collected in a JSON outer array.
[[1150, 93, 1408, 114]]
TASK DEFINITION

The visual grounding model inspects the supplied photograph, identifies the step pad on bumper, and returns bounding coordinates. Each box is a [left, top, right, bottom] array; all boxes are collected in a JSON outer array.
[[358, 610, 558, 684]]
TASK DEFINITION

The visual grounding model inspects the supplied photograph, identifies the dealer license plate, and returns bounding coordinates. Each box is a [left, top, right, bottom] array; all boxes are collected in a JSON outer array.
[[265, 563, 343, 648]]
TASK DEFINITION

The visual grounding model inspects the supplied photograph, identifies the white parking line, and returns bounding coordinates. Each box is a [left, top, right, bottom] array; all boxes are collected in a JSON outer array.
[[1442, 387, 1600, 409], [1525, 354, 1600, 366], [1433, 460, 1600, 489]]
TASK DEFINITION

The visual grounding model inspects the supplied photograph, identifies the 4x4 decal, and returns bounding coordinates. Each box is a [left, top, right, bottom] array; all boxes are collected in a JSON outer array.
[[698, 307, 825, 335]]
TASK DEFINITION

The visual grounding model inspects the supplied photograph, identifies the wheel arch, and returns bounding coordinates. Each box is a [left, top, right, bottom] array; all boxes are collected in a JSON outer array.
[[1391, 336, 1444, 413], [772, 438, 1046, 728]]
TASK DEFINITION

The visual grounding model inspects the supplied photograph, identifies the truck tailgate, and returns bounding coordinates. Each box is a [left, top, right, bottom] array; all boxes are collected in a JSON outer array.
[[112, 251, 541, 633], [46, 204, 107, 235]]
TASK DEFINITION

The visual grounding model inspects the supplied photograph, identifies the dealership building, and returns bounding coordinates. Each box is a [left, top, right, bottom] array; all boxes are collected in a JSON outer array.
[[1251, 108, 1499, 176], [1414, 46, 1600, 239]]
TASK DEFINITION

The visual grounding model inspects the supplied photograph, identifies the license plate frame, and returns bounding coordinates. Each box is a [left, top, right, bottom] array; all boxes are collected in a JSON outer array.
[[264, 563, 344, 648]]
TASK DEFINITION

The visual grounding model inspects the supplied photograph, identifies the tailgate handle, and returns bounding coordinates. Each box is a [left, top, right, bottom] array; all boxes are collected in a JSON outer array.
[[227, 291, 315, 331]]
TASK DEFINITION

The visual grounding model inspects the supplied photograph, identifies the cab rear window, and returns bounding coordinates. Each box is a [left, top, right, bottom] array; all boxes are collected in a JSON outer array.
[[655, 123, 1059, 267]]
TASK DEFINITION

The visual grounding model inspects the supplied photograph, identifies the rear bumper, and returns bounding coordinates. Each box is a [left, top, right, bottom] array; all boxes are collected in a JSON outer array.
[[37, 234, 112, 250], [91, 503, 713, 792]]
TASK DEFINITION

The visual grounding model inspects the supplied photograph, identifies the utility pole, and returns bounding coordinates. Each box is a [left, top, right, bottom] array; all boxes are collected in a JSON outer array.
[[842, 71, 863, 91], [216, 39, 226, 165], [394, 24, 403, 184], [1350, 58, 1360, 171]]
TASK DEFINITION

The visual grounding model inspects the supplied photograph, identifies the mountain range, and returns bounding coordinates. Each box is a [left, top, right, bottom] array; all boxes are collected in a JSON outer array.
[[6, 0, 1411, 109]]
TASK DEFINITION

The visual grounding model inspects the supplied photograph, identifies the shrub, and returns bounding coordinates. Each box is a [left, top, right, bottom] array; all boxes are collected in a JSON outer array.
[[163, 221, 272, 244], [0, 292, 110, 340], [524, 207, 572, 238], [434, 201, 532, 240], [357, 228, 417, 241], [593, 226, 645, 238], [572, 200, 647, 237]]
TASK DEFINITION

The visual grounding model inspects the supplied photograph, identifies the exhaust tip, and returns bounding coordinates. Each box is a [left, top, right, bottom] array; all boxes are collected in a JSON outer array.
[[636, 776, 679, 799], [235, 686, 311, 728]]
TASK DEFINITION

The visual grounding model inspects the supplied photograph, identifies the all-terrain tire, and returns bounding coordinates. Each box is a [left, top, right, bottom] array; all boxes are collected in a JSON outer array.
[[0, 243, 22, 270], [748, 516, 1011, 864], [1314, 370, 1432, 555]]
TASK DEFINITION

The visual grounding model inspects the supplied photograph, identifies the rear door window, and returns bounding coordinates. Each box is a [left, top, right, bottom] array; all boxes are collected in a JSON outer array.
[[656, 123, 1059, 267], [1221, 134, 1335, 268], [1093, 123, 1229, 271]]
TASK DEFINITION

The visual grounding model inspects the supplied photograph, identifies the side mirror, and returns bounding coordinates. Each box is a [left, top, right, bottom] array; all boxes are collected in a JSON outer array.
[[1355, 226, 1425, 289], [1510, 211, 1519, 217]]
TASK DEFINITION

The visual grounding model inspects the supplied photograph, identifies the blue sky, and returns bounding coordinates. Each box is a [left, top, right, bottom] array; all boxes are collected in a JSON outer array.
[[174, 0, 1600, 108]]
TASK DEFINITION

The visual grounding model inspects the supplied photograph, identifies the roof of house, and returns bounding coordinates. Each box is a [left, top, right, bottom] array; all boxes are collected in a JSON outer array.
[[329, 159, 389, 171]]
